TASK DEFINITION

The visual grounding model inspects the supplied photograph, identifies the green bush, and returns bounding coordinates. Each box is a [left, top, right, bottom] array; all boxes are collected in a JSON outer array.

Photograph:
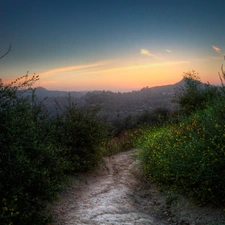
[[0, 75, 66, 225], [136, 108, 171, 126], [137, 67, 225, 205], [52, 96, 111, 172], [173, 70, 219, 116], [111, 108, 171, 137], [136, 93, 225, 205]]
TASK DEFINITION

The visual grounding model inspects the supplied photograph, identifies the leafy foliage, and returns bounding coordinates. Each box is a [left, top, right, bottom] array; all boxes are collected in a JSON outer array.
[[52, 96, 111, 172], [136, 108, 171, 126], [0, 75, 111, 224], [0, 75, 67, 224], [173, 70, 219, 115], [136, 70, 225, 205], [111, 107, 171, 136]]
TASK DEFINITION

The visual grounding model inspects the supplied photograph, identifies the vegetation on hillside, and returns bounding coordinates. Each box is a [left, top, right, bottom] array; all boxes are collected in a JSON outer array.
[[1, 62, 225, 224], [136, 68, 225, 205], [0, 75, 111, 224], [52, 97, 111, 172]]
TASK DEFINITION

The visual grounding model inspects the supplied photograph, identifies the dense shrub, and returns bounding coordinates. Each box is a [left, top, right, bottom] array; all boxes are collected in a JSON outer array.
[[52, 96, 111, 172], [0, 75, 112, 224], [136, 108, 171, 126], [0, 75, 66, 224], [136, 77, 225, 205], [173, 70, 219, 116], [111, 108, 171, 136]]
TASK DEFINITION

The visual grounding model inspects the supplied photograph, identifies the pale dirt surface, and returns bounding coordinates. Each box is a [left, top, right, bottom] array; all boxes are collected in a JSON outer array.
[[47, 149, 225, 225]]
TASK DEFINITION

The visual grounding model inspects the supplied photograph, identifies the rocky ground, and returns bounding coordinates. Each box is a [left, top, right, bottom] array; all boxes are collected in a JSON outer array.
[[47, 149, 225, 225]]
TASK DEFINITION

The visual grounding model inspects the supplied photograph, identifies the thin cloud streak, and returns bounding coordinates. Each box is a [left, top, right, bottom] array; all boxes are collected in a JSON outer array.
[[81, 60, 189, 75], [39, 61, 111, 77], [140, 49, 160, 58], [212, 45, 221, 53], [166, 49, 172, 52]]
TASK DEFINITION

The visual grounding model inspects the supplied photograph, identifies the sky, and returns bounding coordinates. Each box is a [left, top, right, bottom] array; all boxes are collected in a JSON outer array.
[[0, 0, 225, 92]]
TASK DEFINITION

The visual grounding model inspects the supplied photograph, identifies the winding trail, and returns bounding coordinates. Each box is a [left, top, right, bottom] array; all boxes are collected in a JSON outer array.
[[48, 149, 225, 225], [49, 150, 167, 225]]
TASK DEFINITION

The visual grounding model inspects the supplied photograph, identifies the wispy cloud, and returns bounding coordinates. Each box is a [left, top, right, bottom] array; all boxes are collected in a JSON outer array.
[[166, 49, 172, 53], [39, 61, 111, 77], [140, 49, 160, 58], [81, 60, 189, 75], [212, 45, 221, 53]]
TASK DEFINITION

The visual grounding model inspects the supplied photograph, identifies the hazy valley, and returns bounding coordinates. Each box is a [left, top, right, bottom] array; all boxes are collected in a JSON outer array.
[[35, 79, 185, 124]]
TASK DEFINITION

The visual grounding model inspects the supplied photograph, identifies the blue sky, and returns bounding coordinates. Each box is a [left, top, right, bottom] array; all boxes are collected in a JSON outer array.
[[1, 0, 225, 91]]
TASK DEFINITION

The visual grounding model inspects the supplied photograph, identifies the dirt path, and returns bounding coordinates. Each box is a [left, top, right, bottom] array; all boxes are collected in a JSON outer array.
[[48, 150, 225, 225]]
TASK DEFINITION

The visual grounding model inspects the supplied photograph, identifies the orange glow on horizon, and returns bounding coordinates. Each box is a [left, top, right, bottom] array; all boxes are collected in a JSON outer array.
[[1, 54, 223, 91]]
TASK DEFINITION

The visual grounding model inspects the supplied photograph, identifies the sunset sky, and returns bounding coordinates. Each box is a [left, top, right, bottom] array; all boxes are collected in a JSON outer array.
[[1, 0, 225, 91]]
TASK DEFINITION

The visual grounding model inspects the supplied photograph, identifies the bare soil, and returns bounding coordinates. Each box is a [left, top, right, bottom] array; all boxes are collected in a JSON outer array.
[[47, 149, 225, 225]]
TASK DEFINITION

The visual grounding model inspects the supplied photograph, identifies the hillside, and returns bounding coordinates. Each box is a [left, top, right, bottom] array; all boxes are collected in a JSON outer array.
[[35, 87, 87, 99], [36, 80, 185, 119]]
